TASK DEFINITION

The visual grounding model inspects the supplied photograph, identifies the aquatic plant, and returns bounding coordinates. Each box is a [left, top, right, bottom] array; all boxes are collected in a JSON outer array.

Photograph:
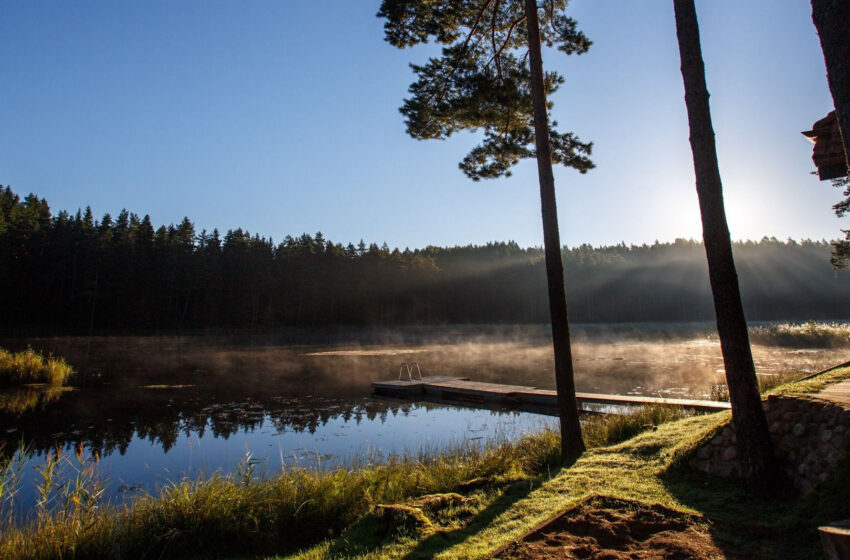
[[0, 348, 75, 386], [749, 321, 850, 348]]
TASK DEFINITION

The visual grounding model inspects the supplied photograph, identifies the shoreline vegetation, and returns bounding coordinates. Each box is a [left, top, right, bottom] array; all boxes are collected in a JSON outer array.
[[5, 320, 850, 357], [2, 367, 849, 559], [0, 406, 687, 559], [0, 348, 74, 387], [748, 320, 850, 348], [0, 348, 75, 415]]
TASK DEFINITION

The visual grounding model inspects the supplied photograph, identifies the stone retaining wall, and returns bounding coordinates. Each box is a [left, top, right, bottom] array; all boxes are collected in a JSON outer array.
[[690, 394, 850, 493]]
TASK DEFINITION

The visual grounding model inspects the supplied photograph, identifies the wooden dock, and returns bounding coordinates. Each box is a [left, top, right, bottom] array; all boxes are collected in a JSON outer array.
[[817, 378, 850, 405], [371, 376, 731, 414]]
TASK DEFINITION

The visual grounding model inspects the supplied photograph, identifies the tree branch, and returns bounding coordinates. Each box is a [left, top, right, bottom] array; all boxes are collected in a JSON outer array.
[[486, 14, 526, 71], [429, 0, 494, 105], [490, 0, 502, 80], [462, 0, 495, 57]]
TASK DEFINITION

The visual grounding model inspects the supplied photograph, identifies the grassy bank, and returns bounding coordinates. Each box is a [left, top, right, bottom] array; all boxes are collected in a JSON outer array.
[[0, 405, 689, 559], [0, 348, 74, 386], [3, 368, 848, 559], [277, 367, 850, 560], [0, 432, 562, 559]]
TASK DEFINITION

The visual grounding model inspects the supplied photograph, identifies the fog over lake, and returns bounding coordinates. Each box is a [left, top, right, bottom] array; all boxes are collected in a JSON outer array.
[[1, 323, 846, 515]]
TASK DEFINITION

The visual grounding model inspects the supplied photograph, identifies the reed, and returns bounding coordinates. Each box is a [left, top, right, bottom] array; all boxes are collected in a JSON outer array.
[[749, 321, 850, 348], [582, 405, 689, 448], [0, 403, 695, 560], [0, 348, 75, 386], [0, 430, 558, 559], [708, 370, 809, 404]]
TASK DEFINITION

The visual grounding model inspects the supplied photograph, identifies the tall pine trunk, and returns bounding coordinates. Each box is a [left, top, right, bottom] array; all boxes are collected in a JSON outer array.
[[812, 0, 850, 169], [674, 0, 779, 490], [524, 0, 585, 463]]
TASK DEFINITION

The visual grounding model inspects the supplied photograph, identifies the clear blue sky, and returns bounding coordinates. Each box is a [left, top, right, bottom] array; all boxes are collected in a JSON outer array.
[[0, 1, 839, 249]]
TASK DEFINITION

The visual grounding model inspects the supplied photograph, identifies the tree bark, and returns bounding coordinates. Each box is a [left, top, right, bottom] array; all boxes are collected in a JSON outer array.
[[524, 0, 585, 463], [812, 0, 850, 170], [673, 0, 779, 490]]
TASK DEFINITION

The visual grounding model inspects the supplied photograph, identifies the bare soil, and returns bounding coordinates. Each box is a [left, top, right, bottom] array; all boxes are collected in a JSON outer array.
[[493, 495, 730, 560]]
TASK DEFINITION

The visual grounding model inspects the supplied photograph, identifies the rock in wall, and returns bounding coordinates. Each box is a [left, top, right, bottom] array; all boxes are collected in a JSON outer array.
[[690, 394, 850, 493]]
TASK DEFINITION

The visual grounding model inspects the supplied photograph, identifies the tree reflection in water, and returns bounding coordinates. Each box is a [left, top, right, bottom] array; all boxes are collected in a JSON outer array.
[[1, 327, 845, 513]]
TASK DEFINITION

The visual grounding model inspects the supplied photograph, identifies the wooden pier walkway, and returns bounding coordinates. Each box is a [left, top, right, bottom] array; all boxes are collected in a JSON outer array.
[[371, 376, 731, 414], [817, 378, 850, 405]]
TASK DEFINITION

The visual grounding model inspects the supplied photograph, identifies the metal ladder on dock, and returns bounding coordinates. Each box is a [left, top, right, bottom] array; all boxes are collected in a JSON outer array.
[[398, 361, 423, 381]]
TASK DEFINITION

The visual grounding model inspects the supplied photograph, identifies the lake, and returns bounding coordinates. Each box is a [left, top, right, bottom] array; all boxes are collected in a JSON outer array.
[[1, 324, 846, 516]]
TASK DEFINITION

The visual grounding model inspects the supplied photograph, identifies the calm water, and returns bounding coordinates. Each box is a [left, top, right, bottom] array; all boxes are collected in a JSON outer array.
[[8, 398, 556, 515], [1, 325, 847, 516]]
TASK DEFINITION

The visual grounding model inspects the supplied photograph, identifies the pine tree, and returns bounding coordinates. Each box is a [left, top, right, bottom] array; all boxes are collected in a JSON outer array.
[[378, 0, 593, 461], [673, 0, 779, 490]]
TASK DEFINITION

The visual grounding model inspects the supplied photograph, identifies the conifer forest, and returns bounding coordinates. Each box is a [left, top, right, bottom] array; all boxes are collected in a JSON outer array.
[[2, 185, 847, 336]]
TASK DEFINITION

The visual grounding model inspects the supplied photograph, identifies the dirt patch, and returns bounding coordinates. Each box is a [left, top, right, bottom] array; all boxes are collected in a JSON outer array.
[[493, 495, 728, 560]]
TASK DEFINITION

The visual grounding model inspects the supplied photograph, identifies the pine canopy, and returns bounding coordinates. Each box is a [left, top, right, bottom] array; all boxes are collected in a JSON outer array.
[[378, 0, 594, 180]]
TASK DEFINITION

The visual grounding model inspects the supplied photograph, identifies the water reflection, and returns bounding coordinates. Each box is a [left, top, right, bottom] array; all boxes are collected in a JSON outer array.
[[6, 396, 556, 515], [1, 327, 846, 516], [1, 327, 845, 457], [3, 385, 406, 457]]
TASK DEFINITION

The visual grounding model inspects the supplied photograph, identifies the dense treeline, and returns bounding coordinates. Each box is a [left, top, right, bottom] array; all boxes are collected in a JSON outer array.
[[1, 186, 848, 334]]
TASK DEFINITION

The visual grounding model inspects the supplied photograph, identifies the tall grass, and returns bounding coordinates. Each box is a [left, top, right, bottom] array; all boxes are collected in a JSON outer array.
[[749, 321, 850, 348], [583, 405, 688, 448], [0, 444, 27, 532], [757, 370, 805, 394], [0, 405, 686, 560], [709, 370, 813, 402], [0, 348, 75, 386], [0, 431, 558, 559], [0, 444, 107, 559]]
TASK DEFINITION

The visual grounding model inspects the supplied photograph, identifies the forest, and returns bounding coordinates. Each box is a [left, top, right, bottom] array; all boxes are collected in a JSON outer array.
[[1, 185, 848, 335]]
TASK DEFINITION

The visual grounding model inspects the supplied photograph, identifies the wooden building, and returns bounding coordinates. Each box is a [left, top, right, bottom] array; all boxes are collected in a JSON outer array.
[[802, 110, 848, 181]]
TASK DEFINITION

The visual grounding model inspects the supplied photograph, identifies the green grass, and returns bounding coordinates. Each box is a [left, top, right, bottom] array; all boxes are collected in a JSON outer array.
[[0, 348, 75, 386], [273, 414, 728, 560], [3, 369, 849, 560], [762, 363, 850, 397], [582, 404, 688, 448], [0, 404, 683, 560], [276, 370, 850, 560], [0, 432, 559, 559]]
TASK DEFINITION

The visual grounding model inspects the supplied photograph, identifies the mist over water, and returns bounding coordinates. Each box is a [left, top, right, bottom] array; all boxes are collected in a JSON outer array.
[[1, 323, 847, 516]]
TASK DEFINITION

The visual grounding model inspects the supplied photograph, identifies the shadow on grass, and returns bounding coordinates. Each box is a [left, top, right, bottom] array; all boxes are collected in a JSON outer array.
[[319, 479, 539, 560], [399, 480, 538, 560], [659, 459, 850, 560]]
